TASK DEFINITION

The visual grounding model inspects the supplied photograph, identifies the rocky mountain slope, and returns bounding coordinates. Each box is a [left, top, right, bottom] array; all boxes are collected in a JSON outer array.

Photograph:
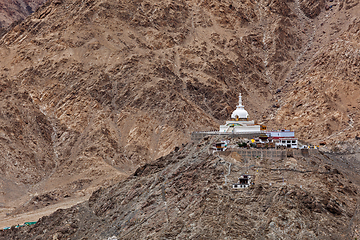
[[2, 138, 360, 239], [0, 0, 46, 29], [0, 0, 305, 212], [0, 0, 359, 229], [271, 3, 360, 146]]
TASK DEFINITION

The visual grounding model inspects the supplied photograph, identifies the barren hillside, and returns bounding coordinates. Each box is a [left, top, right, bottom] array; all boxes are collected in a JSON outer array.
[[0, 0, 359, 230], [271, 2, 360, 147]]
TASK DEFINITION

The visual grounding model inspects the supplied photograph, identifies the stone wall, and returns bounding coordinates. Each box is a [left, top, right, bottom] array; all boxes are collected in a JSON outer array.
[[219, 148, 318, 160]]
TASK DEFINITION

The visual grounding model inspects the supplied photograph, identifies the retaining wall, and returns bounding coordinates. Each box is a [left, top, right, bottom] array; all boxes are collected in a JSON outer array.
[[219, 148, 318, 160]]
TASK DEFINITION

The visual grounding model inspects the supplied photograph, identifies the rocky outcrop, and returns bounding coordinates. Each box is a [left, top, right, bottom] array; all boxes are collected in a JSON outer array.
[[299, 0, 325, 18]]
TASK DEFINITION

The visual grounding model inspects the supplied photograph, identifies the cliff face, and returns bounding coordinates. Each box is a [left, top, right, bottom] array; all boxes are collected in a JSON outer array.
[[2, 138, 360, 239], [0, 0, 359, 227]]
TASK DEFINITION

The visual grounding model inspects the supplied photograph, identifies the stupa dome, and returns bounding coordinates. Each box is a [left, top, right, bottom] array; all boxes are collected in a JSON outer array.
[[231, 93, 249, 120], [231, 107, 249, 119]]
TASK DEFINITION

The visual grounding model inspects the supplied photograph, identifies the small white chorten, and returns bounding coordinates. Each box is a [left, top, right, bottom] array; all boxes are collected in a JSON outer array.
[[219, 93, 261, 133]]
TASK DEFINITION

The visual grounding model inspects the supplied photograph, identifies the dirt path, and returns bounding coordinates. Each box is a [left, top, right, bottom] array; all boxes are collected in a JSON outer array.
[[0, 196, 89, 229]]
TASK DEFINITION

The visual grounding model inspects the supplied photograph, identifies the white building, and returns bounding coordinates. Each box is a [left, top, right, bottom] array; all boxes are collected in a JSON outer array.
[[267, 129, 295, 138], [219, 93, 262, 133], [276, 138, 298, 148], [232, 175, 253, 189], [267, 130, 298, 148], [215, 93, 299, 149]]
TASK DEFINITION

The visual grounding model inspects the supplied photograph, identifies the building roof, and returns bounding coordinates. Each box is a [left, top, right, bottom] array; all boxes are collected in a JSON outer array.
[[275, 138, 298, 140]]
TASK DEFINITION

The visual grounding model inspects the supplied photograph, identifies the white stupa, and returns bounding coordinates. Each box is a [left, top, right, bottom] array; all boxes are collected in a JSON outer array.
[[219, 93, 261, 133], [231, 93, 249, 120]]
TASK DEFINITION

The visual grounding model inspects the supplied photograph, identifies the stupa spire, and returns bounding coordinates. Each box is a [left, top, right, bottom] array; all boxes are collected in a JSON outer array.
[[238, 93, 243, 107]]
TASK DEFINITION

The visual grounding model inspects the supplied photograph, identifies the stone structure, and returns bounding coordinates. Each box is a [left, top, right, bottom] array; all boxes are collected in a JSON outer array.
[[218, 148, 318, 160], [219, 93, 263, 133]]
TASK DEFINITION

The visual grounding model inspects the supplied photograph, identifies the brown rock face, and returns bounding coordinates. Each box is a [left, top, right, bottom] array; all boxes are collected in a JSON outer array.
[[299, 0, 325, 19]]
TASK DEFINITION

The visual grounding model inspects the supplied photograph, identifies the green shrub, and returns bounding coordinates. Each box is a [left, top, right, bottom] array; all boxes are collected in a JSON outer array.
[[238, 142, 247, 148]]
